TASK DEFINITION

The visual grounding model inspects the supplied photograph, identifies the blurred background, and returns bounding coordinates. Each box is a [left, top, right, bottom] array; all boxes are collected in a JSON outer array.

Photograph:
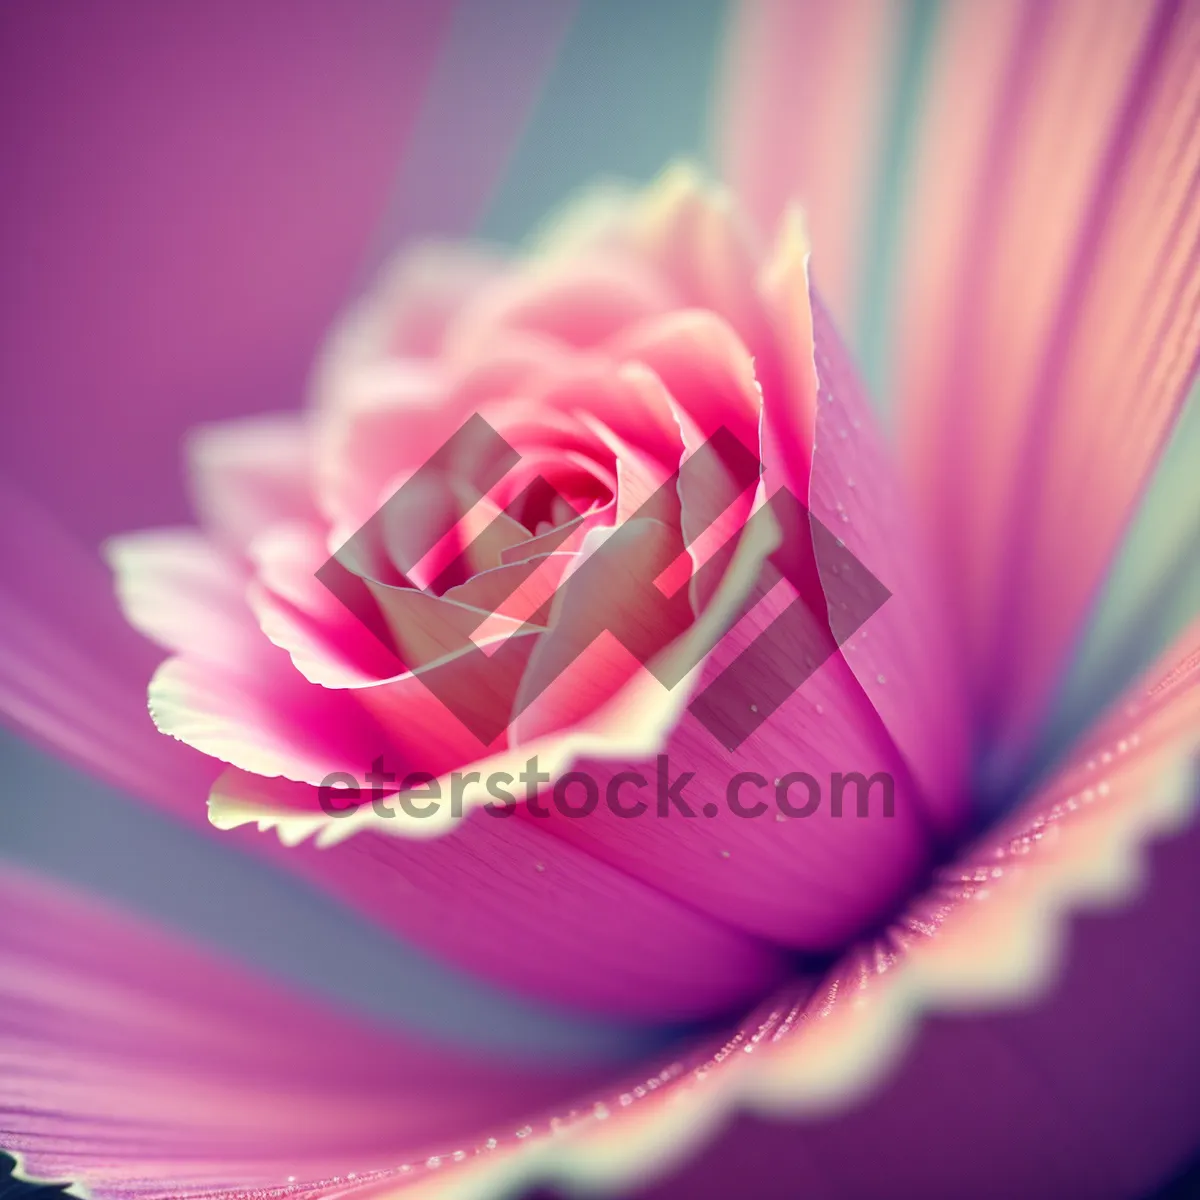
[[1, 2, 1197, 1197]]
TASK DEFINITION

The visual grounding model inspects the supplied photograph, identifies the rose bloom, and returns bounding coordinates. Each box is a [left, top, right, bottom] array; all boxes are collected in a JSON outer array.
[[3, 2, 1200, 1199], [125, 161, 959, 994]]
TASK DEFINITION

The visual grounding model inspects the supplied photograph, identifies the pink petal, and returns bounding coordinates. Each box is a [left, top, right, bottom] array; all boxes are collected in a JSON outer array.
[[445, 554, 573, 626], [577, 413, 679, 527], [610, 310, 761, 456], [446, 254, 676, 358], [106, 528, 260, 669], [353, 629, 543, 768], [622, 165, 771, 354], [526, 352, 683, 466], [717, 0, 905, 328], [535, 576, 932, 950], [756, 220, 971, 833], [806, 294, 971, 834], [892, 0, 1200, 763], [1052, 388, 1200, 743], [0, 865, 598, 1198], [512, 519, 695, 743], [186, 413, 320, 554], [147, 652, 389, 786], [312, 363, 449, 533], [207, 770, 788, 1021], [313, 244, 505, 390], [247, 520, 401, 685], [0, 481, 217, 818], [756, 209, 820, 504]]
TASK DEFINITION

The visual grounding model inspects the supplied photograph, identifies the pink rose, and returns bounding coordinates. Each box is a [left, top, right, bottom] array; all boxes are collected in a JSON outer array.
[[108, 166, 966, 1017]]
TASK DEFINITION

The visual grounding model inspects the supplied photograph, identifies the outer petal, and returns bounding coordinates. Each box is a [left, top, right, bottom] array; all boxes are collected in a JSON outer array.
[[105, 528, 260, 669], [147, 652, 390, 787], [313, 243, 505, 409], [1048, 385, 1200, 756], [208, 769, 787, 1023], [892, 0, 1200, 766], [534, 584, 931, 952], [0, 481, 218, 819], [717, 0, 905, 328], [0, 866, 600, 1199], [186, 413, 320, 555], [760, 217, 970, 834]]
